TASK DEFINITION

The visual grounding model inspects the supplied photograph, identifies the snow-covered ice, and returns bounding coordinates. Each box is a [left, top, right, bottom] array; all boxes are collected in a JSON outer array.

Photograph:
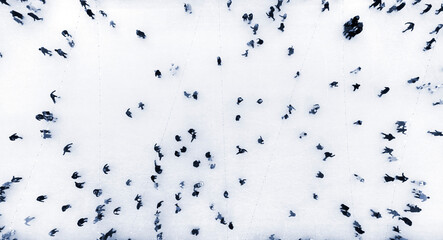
[[1, 0, 443, 239]]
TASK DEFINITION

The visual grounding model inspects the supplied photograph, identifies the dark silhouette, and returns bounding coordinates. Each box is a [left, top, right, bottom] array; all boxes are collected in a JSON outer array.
[[77, 218, 88, 227], [54, 49, 67, 58], [9, 133, 22, 141], [343, 16, 363, 39], [420, 4, 432, 14], [278, 23, 285, 32], [381, 133, 395, 141], [266, 6, 275, 21], [39, 47, 52, 56], [86, 9, 95, 19], [423, 38, 436, 51], [50, 90, 60, 103], [126, 108, 132, 118], [429, 24, 443, 34], [217, 56, 222, 65], [28, 12, 43, 21], [427, 130, 443, 136], [323, 152, 335, 161], [136, 30, 146, 39], [63, 143, 73, 155], [0, 0, 10, 6], [251, 23, 259, 34], [10, 10, 24, 20], [378, 87, 390, 97], [340, 204, 351, 217], [384, 174, 395, 182], [402, 22, 414, 32]]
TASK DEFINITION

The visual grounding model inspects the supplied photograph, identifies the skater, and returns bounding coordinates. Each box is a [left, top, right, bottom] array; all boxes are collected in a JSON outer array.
[[28, 12, 43, 21], [110, 20, 116, 28], [77, 218, 88, 227], [369, 0, 382, 9], [50, 90, 60, 103], [1, 0, 10, 6], [227, 0, 232, 10], [10, 10, 24, 20], [155, 70, 162, 78], [236, 145, 247, 154], [9, 133, 22, 141], [323, 152, 335, 161], [275, 13, 285, 23], [257, 38, 264, 45], [429, 24, 443, 34], [267, 7, 275, 21], [275, 0, 283, 11], [288, 46, 294, 55], [39, 47, 52, 56], [126, 108, 132, 118], [382, 147, 394, 155], [378, 87, 390, 97], [423, 38, 436, 51], [184, 3, 192, 14], [381, 133, 395, 141], [278, 23, 285, 32], [352, 83, 360, 91], [420, 4, 432, 14], [436, 4, 443, 14], [136, 30, 146, 39], [217, 56, 222, 65], [251, 23, 259, 34], [54, 49, 67, 58], [99, 10, 107, 17], [247, 13, 253, 24], [387, 208, 401, 218], [350, 66, 361, 74], [404, 204, 421, 213], [395, 173, 408, 182], [80, 0, 89, 8], [343, 16, 363, 39], [340, 204, 351, 217], [384, 174, 395, 182], [402, 22, 414, 32], [86, 9, 95, 19], [63, 143, 73, 155], [241, 49, 249, 57], [387, 2, 405, 13], [427, 130, 443, 136], [322, 0, 330, 11], [35, 111, 56, 122], [62, 30, 72, 38], [138, 102, 145, 110], [40, 130, 52, 139], [370, 209, 382, 218]]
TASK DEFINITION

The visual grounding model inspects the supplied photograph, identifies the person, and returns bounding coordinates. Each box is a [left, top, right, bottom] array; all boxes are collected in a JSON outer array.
[[340, 204, 351, 217], [323, 152, 335, 161], [39, 47, 52, 56], [429, 24, 443, 34], [378, 87, 390, 97], [247, 13, 253, 24], [236, 146, 247, 154], [227, 0, 232, 10], [352, 83, 360, 91], [126, 108, 132, 118], [9, 133, 22, 141], [267, 6, 275, 21], [369, 0, 382, 9], [0, 0, 10, 6], [184, 3, 192, 14], [63, 143, 73, 155], [110, 20, 116, 28], [80, 0, 89, 8], [217, 56, 222, 65], [395, 173, 408, 182], [423, 38, 436, 51], [48, 228, 59, 237], [155, 70, 162, 78], [10, 10, 24, 20], [279, 13, 287, 21], [288, 46, 294, 55], [40, 130, 52, 139], [427, 130, 443, 136], [420, 4, 432, 14], [50, 90, 60, 103], [138, 102, 145, 110], [241, 49, 249, 57], [278, 23, 285, 32], [387, 208, 400, 218], [436, 4, 443, 14], [99, 10, 107, 17], [322, 0, 329, 11], [55, 49, 67, 58], [86, 8, 95, 19], [275, 0, 283, 11], [28, 12, 43, 21], [77, 218, 88, 227], [343, 16, 363, 39], [402, 22, 414, 32], [251, 23, 259, 34], [136, 30, 146, 39], [381, 133, 395, 141]]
